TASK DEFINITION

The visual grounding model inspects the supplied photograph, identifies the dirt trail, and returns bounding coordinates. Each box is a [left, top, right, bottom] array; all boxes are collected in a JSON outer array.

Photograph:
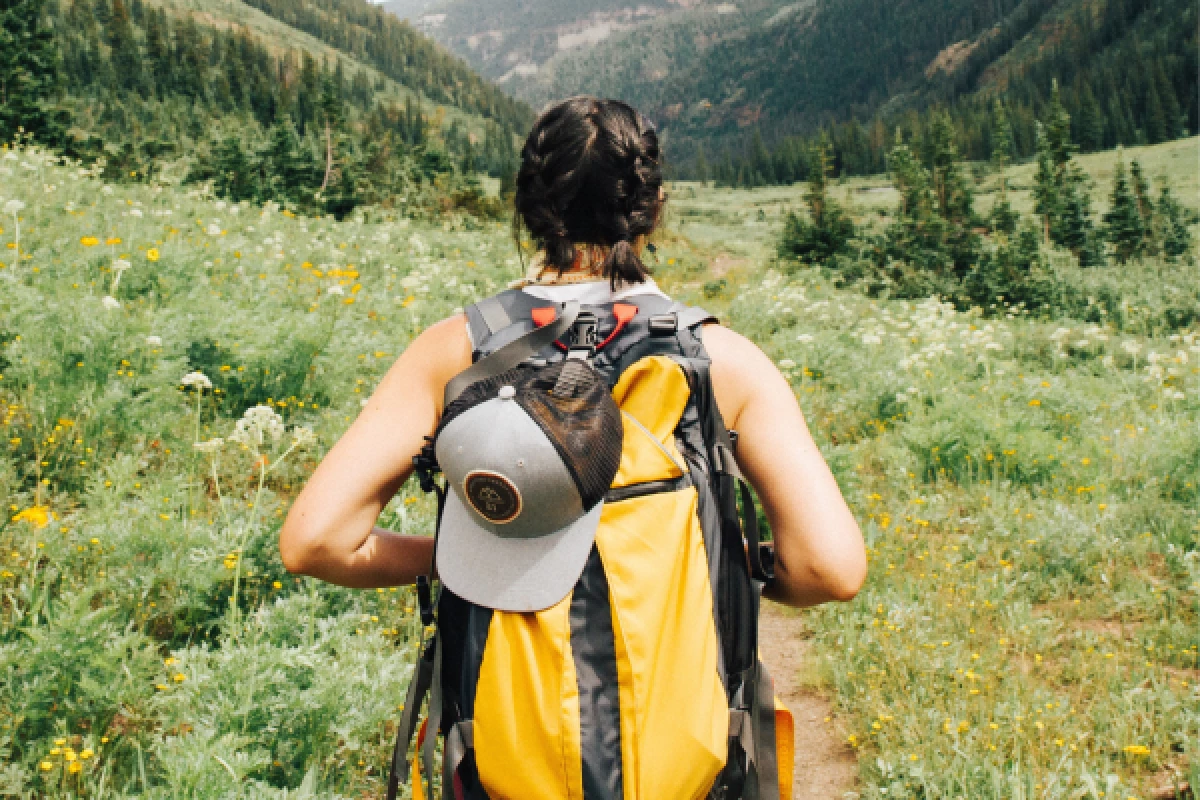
[[758, 601, 858, 800]]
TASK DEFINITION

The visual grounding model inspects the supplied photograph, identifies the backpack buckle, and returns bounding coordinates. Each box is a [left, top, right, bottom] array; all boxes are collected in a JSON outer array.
[[648, 314, 678, 335], [567, 310, 598, 360]]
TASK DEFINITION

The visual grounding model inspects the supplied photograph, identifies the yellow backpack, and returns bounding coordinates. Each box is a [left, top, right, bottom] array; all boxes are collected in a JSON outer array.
[[389, 291, 793, 800]]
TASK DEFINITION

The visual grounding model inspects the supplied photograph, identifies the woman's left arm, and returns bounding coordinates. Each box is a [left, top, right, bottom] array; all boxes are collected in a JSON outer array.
[[278, 315, 472, 588]]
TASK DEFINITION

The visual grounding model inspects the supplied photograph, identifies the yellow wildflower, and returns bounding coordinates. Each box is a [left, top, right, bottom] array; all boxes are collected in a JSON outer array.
[[12, 506, 52, 528], [146, 248, 160, 262], [80, 236, 99, 247]]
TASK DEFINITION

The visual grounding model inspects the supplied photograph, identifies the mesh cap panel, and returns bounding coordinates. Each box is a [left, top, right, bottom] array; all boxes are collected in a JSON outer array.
[[516, 359, 623, 511], [439, 359, 623, 512]]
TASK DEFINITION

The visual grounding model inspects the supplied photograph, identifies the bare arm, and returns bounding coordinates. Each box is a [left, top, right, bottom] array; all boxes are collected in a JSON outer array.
[[703, 324, 866, 607], [278, 315, 472, 587]]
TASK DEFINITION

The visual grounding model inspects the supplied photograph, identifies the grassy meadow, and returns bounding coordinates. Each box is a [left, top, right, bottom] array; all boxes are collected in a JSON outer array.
[[1, 138, 1197, 798]]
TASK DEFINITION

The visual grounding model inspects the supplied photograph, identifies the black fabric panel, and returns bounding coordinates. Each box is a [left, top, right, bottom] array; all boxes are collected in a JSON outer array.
[[436, 590, 495, 800], [570, 547, 623, 800]]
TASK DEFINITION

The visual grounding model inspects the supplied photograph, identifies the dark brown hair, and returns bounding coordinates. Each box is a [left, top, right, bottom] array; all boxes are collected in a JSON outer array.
[[514, 96, 664, 285]]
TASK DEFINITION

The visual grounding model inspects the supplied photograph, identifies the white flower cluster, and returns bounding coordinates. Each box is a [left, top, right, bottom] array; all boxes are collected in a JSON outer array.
[[229, 405, 286, 449], [181, 371, 213, 390]]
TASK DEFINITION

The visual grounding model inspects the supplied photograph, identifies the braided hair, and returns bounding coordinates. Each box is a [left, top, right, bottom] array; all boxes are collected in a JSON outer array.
[[514, 96, 664, 286]]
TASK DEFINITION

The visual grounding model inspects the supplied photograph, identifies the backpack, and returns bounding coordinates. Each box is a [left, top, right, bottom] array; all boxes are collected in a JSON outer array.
[[387, 289, 793, 800]]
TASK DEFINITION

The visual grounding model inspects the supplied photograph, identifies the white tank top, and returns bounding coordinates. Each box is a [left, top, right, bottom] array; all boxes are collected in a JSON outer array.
[[465, 278, 671, 348]]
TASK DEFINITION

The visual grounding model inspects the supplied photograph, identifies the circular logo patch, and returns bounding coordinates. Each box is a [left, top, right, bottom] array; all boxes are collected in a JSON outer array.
[[463, 471, 522, 524]]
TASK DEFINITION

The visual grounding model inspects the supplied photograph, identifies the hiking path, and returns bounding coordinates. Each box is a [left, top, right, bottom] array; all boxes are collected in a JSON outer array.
[[758, 601, 859, 799]]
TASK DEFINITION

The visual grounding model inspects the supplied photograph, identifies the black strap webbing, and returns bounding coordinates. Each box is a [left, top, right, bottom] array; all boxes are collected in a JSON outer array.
[[444, 301, 581, 407], [386, 637, 438, 800]]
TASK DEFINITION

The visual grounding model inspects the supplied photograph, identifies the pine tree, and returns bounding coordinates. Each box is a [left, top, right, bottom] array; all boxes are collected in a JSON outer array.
[[989, 101, 1018, 234], [1103, 155, 1145, 263], [1032, 84, 1102, 265], [0, 0, 68, 143], [1076, 83, 1103, 152], [1144, 81, 1166, 144], [1156, 181, 1197, 263], [1129, 159, 1155, 254], [106, 0, 144, 94], [777, 144, 855, 265], [213, 134, 258, 202]]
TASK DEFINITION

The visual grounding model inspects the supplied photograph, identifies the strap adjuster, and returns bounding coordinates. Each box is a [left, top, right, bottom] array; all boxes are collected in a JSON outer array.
[[648, 314, 677, 335]]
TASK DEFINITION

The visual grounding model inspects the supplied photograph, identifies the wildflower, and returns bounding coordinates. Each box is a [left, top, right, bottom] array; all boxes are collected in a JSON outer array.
[[13, 506, 52, 527], [327, 285, 345, 296], [229, 405, 285, 449], [145, 335, 163, 347], [80, 749, 93, 760], [193, 438, 224, 453], [101, 295, 120, 310], [3, 199, 24, 215], [778, 359, 796, 370], [205, 223, 222, 236], [68, 762, 82, 774], [39, 761, 53, 772], [291, 426, 317, 448], [80, 236, 99, 247], [112, 258, 131, 274], [146, 248, 160, 261], [180, 371, 213, 391], [105, 237, 121, 245]]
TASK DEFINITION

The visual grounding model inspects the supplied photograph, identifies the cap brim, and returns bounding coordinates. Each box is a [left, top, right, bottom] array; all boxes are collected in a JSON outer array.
[[436, 495, 603, 612]]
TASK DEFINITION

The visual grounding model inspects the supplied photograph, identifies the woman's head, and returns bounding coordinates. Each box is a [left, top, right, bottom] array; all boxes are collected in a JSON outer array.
[[514, 96, 664, 285]]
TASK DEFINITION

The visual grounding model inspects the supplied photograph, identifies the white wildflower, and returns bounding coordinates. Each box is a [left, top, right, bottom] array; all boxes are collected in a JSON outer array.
[[129, 208, 143, 218], [795, 333, 815, 344], [291, 426, 317, 448], [3, 199, 24, 215], [112, 258, 131, 274], [205, 223, 222, 236], [229, 405, 286, 449], [193, 438, 225, 453], [778, 359, 797, 370], [327, 285, 345, 296], [101, 185, 114, 195], [861, 333, 882, 346], [145, 335, 163, 347], [101, 295, 121, 310], [1122, 340, 1142, 356], [895, 393, 909, 404], [181, 371, 213, 390]]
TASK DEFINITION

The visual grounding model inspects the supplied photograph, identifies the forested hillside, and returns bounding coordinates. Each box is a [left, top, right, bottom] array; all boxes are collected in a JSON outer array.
[[5, 0, 532, 216], [392, 0, 1195, 182]]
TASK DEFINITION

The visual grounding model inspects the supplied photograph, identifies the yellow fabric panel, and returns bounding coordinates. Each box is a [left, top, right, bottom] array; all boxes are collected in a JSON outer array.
[[775, 698, 795, 799], [411, 718, 428, 800], [610, 356, 689, 488], [473, 595, 584, 800], [596, 488, 728, 800]]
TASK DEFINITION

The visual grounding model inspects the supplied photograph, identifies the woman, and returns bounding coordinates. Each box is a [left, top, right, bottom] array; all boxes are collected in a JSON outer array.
[[280, 97, 864, 796], [279, 97, 865, 604]]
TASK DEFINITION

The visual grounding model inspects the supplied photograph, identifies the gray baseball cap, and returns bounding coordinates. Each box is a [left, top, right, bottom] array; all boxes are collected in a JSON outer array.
[[434, 359, 623, 612]]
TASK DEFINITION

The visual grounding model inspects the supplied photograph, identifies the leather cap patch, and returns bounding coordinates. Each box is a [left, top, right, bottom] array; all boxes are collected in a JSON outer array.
[[464, 471, 522, 524]]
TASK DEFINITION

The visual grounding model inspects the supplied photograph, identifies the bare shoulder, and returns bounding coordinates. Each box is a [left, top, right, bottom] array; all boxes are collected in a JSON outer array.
[[373, 314, 472, 414], [698, 323, 790, 428]]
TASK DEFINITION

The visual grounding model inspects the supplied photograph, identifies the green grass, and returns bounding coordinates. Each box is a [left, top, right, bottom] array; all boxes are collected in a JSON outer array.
[[0, 138, 1196, 798]]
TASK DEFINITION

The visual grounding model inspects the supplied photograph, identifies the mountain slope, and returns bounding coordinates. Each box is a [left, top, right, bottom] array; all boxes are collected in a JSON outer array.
[[45, 0, 534, 213], [389, 0, 1195, 171]]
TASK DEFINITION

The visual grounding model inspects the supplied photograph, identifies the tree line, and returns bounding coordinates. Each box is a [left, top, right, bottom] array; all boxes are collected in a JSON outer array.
[[778, 85, 1196, 325], [1, 0, 525, 217], [700, 0, 1195, 187]]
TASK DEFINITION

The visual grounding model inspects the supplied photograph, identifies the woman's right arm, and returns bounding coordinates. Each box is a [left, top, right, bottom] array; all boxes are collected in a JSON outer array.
[[703, 324, 867, 607], [278, 315, 472, 588]]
